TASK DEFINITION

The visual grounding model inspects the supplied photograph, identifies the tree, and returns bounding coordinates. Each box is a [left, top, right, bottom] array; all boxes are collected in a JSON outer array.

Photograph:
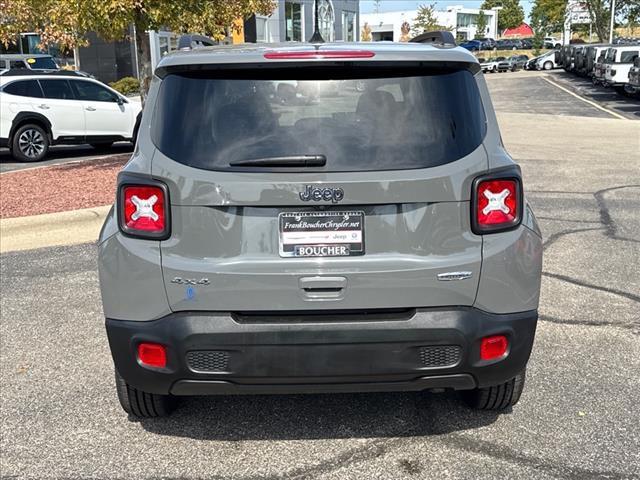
[[0, 0, 275, 101], [530, 0, 567, 35], [475, 10, 489, 38], [581, 0, 637, 42], [480, 0, 525, 32], [411, 3, 451, 37]]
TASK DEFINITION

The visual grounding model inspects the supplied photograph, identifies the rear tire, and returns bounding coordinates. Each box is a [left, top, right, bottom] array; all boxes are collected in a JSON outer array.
[[544, 61, 553, 70], [11, 124, 49, 162], [462, 369, 526, 410], [115, 370, 177, 418]]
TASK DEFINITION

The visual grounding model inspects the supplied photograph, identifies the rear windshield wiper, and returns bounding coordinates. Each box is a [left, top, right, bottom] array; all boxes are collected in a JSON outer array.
[[229, 155, 326, 167]]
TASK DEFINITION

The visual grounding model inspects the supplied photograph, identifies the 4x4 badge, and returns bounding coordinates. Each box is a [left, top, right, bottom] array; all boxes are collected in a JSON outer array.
[[171, 277, 210, 285], [299, 185, 344, 203]]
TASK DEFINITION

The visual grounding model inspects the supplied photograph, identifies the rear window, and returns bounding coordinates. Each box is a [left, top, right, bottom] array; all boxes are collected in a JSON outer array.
[[3, 79, 43, 97], [151, 67, 486, 172], [27, 57, 57, 69]]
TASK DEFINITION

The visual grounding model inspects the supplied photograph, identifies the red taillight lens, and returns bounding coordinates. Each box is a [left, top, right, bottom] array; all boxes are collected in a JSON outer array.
[[118, 183, 169, 239], [480, 335, 509, 361], [473, 177, 522, 233], [137, 342, 167, 368], [264, 50, 375, 60]]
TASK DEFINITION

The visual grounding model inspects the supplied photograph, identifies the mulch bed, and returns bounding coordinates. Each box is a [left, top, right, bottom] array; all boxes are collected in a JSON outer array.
[[0, 155, 129, 219]]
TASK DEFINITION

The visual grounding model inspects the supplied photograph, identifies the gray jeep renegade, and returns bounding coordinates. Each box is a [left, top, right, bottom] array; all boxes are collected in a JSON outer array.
[[98, 39, 542, 418]]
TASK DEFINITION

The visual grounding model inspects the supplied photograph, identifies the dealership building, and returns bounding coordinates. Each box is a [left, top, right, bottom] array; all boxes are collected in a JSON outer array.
[[360, 6, 499, 42]]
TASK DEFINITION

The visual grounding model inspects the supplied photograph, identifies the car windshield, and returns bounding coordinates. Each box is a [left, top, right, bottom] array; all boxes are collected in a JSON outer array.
[[27, 57, 57, 69], [152, 67, 487, 172]]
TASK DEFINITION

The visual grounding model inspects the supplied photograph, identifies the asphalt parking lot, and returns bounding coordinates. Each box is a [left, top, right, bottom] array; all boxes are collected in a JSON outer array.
[[1, 71, 639, 479]]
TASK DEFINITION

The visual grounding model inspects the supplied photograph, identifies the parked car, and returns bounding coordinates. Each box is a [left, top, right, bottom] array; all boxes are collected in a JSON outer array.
[[535, 51, 559, 70], [460, 40, 483, 51], [628, 56, 640, 89], [544, 36, 562, 49], [524, 56, 539, 70], [505, 54, 529, 71], [496, 39, 523, 50], [603, 45, 640, 94], [593, 49, 609, 85], [559, 45, 572, 70], [480, 57, 507, 73], [573, 46, 588, 75], [564, 45, 577, 71], [584, 45, 610, 77], [0, 54, 59, 72], [98, 39, 542, 418], [477, 38, 497, 50], [0, 71, 141, 161], [0, 68, 94, 78], [520, 38, 533, 49]]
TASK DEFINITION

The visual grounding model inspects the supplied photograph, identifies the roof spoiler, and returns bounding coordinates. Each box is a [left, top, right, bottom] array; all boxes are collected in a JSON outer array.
[[177, 34, 217, 51], [410, 31, 456, 46]]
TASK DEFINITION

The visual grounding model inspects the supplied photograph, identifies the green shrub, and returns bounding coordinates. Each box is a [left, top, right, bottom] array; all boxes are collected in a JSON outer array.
[[109, 77, 140, 96]]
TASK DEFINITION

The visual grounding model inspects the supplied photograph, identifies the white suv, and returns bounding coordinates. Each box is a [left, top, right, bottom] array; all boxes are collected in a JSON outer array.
[[0, 72, 141, 161]]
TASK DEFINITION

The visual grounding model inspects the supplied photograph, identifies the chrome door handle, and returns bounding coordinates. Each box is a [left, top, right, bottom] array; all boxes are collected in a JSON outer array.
[[85, 106, 96, 111], [37, 104, 50, 109]]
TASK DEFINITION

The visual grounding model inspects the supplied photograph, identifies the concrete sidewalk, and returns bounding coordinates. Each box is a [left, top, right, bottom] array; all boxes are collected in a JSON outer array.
[[0, 205, 111, 253]]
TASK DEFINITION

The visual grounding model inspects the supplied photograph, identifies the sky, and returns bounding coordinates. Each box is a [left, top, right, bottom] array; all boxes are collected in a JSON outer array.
[[360, 0, 535, 22]]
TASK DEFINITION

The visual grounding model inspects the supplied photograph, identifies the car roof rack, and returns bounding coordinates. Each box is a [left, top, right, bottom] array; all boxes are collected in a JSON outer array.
[[0, 69, 91, 77], [177, 34, 217, 51], [410, 30, 456, 46]]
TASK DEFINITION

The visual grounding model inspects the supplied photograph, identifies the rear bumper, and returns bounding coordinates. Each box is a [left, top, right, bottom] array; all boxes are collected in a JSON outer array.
[[106, 308, 538, 396]]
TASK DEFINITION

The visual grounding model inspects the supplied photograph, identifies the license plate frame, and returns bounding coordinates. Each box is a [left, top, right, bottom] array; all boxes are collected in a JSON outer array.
[[278, 211, 365, 258]]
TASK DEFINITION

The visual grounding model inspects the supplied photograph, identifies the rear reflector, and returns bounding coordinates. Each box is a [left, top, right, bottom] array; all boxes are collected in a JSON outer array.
[[480, 335, 508, 361], [137, 343, 167, 368], [264, 50, 375, 60], [118, 183, 170, 239], [472, 177, 522, 234]]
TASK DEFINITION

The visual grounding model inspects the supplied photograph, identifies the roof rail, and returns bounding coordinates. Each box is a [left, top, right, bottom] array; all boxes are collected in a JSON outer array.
[[0, 69, 93, 78], [177, 34, 217, 51], [410, 30, 456, 46]]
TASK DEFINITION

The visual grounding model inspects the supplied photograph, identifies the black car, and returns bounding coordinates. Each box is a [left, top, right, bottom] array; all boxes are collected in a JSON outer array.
[[496, 39, 523, 50], [477, 38, 497, 50], [520, 38, 533, 49]]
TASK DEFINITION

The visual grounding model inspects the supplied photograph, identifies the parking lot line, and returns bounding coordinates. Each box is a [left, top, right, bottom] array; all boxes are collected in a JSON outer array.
[[541, 76, 628, 120]]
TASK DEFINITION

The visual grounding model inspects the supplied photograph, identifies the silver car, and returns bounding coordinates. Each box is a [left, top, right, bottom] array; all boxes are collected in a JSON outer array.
[[99, 40, 543, 418]]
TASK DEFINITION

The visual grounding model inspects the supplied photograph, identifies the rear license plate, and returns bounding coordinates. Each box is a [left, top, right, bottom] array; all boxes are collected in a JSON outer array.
[[279, 211, 365, 257]]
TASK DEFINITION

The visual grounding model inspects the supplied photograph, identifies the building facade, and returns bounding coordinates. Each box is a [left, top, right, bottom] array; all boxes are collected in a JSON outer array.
[[244, 0, 359, 43], [360, 6, 498, 42]]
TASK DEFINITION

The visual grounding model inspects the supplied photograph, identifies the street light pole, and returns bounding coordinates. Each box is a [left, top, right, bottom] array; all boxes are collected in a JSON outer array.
[[608, 0, 616, 44]]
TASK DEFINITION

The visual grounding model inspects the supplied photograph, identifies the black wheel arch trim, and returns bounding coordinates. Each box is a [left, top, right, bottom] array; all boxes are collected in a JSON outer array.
[[9, 112, 53, 143]]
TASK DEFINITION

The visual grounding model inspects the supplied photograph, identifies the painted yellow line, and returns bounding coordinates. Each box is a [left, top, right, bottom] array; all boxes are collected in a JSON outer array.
[[542, 76, 628, 120]]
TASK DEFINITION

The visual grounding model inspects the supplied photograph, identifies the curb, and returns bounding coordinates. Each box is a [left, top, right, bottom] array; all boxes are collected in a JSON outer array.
[[0, 205, 112, 254]]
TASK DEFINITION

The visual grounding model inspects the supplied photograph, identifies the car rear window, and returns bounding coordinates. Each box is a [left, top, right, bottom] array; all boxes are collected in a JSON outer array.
[[27, 57, 57, 69], [151, 66, 486, 172], [3, 79, 43, 97]]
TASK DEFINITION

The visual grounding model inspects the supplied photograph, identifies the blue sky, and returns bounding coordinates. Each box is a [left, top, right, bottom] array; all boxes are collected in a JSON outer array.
[[360, 1, 534, 22]]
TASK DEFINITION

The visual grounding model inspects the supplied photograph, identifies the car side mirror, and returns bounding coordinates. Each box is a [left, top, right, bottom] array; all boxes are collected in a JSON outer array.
[[116, 96, 124, 106]]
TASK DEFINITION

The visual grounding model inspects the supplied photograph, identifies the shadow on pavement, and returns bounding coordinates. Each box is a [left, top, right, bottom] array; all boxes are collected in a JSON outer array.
[[138, 391, 501, 441]]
